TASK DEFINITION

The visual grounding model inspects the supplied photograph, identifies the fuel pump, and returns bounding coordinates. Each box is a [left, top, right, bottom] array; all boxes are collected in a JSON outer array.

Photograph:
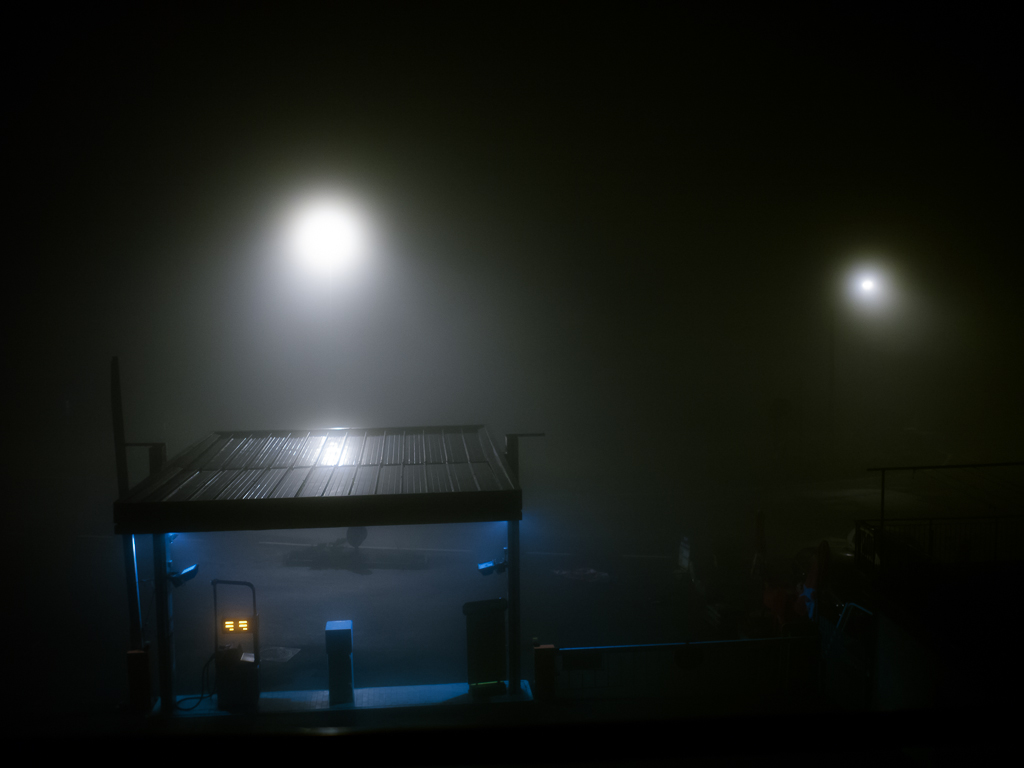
[[212, 579, 260, 712]]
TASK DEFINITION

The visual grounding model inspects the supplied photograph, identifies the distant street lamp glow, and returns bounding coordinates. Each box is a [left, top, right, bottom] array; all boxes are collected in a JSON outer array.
[[287, 196, 367, 273], [829, 259, 896, 444], [844, 264, 889, 308]]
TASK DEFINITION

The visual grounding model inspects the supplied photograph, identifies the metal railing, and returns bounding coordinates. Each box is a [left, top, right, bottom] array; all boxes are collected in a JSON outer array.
[[534, 635, 819, 712], [534, 604, 881, 712], [854, 515, 1024, 576]]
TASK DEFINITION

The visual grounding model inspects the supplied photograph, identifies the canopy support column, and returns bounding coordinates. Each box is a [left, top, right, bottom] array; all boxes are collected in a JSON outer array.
[[504, 432, 543, 696], [505, 434, 521, 695], [112, 357, 144, 650], [507, 518, 521, 695], [153, 532, 176, 713]]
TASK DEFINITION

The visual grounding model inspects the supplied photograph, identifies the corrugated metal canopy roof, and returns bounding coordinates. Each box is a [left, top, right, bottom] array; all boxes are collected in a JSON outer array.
[[113, 426, 520, 534]]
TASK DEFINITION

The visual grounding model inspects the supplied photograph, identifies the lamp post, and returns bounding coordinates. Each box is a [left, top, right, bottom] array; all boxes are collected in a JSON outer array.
[[828, 267, 887, 458]]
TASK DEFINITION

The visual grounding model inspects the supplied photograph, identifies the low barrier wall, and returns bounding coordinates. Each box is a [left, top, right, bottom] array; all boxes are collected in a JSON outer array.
[[535, 635, 819, 713]]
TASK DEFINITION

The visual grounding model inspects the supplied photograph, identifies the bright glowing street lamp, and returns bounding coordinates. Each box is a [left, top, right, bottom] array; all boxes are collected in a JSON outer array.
[[844, 267, 889, 309], [285, 194, 370, 274], [828, 262, 893, 448]]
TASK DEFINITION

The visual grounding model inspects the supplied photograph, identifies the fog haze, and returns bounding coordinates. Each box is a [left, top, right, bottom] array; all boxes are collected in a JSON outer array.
[[6, 6, 1021, 724]]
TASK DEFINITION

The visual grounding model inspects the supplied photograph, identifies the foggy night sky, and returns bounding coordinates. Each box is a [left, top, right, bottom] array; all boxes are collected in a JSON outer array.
[[7, 6, 1022, 550]]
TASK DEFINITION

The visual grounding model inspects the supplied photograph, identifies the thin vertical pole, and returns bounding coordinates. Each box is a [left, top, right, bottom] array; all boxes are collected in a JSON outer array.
[[828, 301, 836, 451], [854, 521, 862, 572], [148, 443, 167, 477], [112, 356, 143, 651], [121, 536, 143, 650], [508, 519, 521, 695], [111, 357, 130, 498], [505, 434, 521, 696], [503, 433, 542, 697], [505, 435, 520, 487], [153, 532, 175, 713], [878, 470, 886, 586]]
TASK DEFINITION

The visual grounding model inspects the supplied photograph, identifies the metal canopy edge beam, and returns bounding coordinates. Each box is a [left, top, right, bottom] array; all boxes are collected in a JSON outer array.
[[114, 489, 522, 534]]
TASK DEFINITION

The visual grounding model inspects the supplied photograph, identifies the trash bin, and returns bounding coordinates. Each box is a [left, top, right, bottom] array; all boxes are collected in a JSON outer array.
[[463, 598, 507, 696]]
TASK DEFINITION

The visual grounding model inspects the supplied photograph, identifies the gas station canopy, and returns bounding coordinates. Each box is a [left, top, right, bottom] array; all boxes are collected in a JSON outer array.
[[114, 426, 521, 534]]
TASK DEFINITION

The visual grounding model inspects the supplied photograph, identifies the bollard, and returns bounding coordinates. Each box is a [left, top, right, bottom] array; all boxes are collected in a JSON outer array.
[[533, 644, 558, 701], [126, 644, 153, 714], [326, 620, 354, 705], [463, 598, 507, 696]]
